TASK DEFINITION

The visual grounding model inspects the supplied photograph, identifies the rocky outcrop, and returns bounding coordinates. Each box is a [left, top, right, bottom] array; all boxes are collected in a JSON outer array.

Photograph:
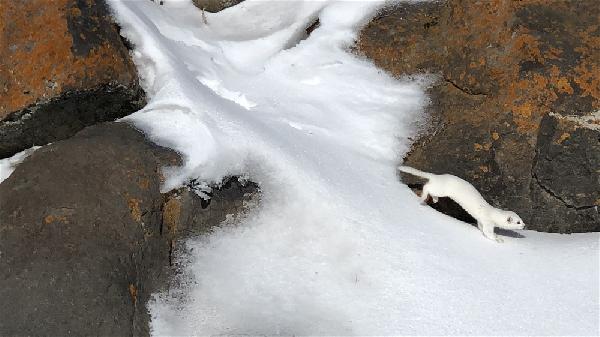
[[0, 122, 258, 336], [359, 0, 599, 232], [191, 0, 244, 13], [0, 0, 145, 158]]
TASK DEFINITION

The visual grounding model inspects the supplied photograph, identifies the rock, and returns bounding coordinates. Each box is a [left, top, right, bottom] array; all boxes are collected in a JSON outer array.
[[0, 0, 145, 158], [531, 113, 600, 232], [0, 123, 172, 336], [0, 122, 259, 336], [191, 0, 243, 13], [360, 0, 599, 232], [164, 179, 259, 240]]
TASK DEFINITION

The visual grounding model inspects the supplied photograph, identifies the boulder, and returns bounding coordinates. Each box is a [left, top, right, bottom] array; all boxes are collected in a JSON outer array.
[[0, 122, 259, 336], [359, 0, 599, 232], [0, 0, 145, 158]]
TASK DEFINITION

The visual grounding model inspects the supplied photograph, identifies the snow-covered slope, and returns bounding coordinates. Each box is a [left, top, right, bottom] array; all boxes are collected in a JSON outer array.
[[108, 1, 599, 335]]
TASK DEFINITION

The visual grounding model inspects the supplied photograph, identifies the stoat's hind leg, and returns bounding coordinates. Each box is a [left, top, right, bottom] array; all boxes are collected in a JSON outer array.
[[480, 221, 503, 243], [420, 183, 431, 204]]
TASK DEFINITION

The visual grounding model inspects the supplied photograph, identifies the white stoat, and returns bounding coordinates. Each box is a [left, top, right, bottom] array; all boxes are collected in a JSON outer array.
[[398, 166, 525, 242]]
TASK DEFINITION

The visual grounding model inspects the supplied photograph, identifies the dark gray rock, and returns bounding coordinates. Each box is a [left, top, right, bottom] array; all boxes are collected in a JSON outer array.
[[165, 179, 259, 239], [0, 122, 259, 336], [530, 114, 600, 232], [0, 122, 175, 336], [0, 85, 145, 158], [191, 0, 244, 13]]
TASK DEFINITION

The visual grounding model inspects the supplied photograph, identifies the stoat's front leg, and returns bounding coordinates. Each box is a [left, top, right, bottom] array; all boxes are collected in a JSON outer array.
[[480, 221, 503, 243]]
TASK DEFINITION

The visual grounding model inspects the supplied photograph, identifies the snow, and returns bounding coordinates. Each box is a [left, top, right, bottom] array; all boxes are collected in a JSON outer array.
[[0, 146, 40, 184], [107, 0, 599, 335]]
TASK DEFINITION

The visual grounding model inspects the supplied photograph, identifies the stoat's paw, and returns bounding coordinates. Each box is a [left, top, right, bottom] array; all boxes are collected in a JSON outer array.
[[495, 236, 504, 243]]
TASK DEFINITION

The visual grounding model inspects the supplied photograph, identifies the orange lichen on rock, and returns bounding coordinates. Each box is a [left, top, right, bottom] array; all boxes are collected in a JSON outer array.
[[554, 77, 574, 95], [0, 0, 71, 114], [138, 177, 150, 190], [556, 132, 570, 144], [44, 214, 68, 224], [512, 102, 539, 133], [512, 32, 544, 64], [42, 207, 74, 224], [0, 0, 137, 117], [574, 61, 600, 106], [473, 143, 492, 152], [163, 196, 182, 234], [573, 27, 600, 107], [128, 283, 137, 304], [127, 198, 142, 223]]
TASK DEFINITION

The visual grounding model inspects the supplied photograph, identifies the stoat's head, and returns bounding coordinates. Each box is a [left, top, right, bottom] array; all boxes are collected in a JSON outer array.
[[500, 211, 525, 230]]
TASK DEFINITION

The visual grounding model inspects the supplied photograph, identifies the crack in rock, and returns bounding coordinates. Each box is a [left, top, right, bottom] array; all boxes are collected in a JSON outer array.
[[442, 75, 488, 96], [531, 171, 597, 211]]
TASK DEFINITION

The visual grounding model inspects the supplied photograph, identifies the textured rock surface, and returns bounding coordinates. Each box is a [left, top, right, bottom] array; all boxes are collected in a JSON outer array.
[[191, 0, 244, 13], [359, 0, 599, 232], [0, 0, 144, 158], [165, 179, 259, 240], [531, 114, 600, 232], [0, 122, 258, 336]]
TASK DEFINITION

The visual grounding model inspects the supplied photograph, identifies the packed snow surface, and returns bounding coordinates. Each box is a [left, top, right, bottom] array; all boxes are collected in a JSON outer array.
[[108, 1, 599, 335]]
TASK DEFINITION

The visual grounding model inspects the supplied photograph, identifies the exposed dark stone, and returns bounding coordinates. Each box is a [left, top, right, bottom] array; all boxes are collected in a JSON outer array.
[[0, 84, 145, 158], [0, 122, 259, 336], [0, 122, 172, 336], [530, 114, 600, 232], [359, 0, 599, 232], [191, 0, 244, 13], [66, 0, 119, 57], [305, 19, 320, 36], [0, 0, 145, 158]]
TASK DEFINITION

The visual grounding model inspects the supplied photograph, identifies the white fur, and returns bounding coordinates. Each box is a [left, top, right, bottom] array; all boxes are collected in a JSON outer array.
[[398, 166, 525, 243]]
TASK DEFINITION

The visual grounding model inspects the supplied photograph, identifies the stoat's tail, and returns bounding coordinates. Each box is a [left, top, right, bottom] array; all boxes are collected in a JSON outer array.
[[398, 166, 434, 179]]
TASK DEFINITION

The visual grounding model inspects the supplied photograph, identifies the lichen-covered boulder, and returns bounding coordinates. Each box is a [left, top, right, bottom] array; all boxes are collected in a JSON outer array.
[[0, 0, 145, 158], [359, 0, 599, 232]]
